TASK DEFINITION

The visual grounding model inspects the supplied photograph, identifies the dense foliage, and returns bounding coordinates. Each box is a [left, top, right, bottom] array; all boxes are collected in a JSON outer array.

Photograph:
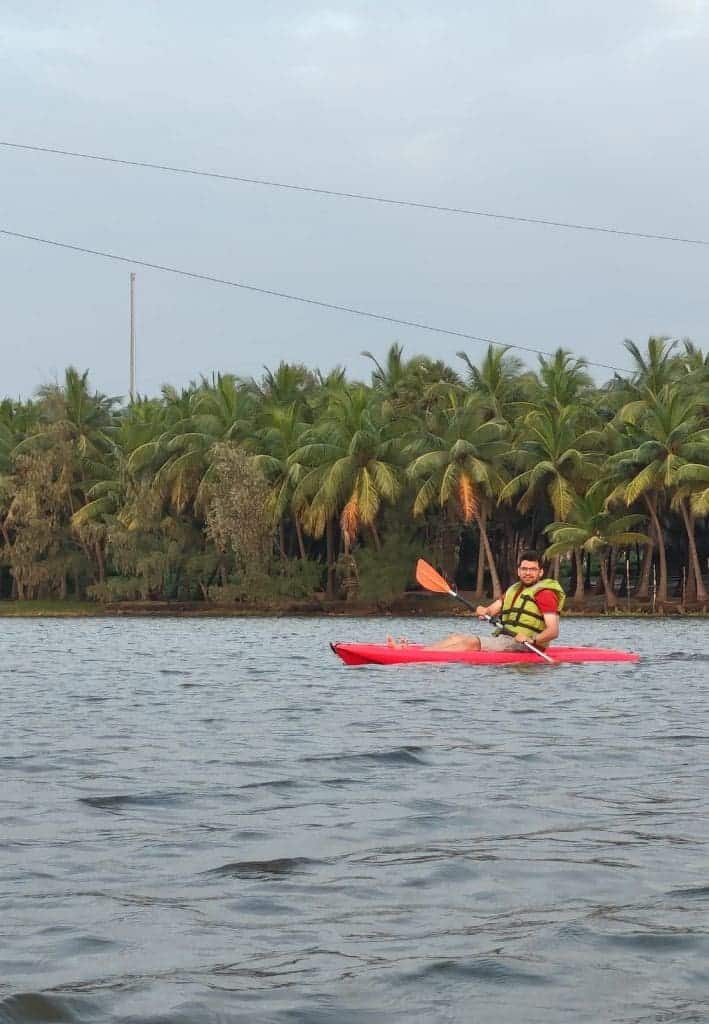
[[1, 337, 708, 608]]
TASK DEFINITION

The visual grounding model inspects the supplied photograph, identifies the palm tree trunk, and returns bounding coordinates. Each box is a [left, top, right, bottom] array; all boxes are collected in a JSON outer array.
[[636, 541, 654, 598], [439, 506, 460, 580], [370, 522, 382, 552], [474, 506, 487, 596], [551, 554, 561, 580], [678, 497, 708, 602], [476, 510, 501, 598], [574, 548, 585, 604], [294, 517, 306, 560], [95, 541, 105, 585], [599, 557, 617, 609], [326, 517, 336, 598], [608, 547, 617, 595], [475, 538, 486, 596], [645, 495, 668, 603]]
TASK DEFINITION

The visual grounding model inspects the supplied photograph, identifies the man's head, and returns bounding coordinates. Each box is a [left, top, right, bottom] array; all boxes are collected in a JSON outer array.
[[517, 549, 544, 585]]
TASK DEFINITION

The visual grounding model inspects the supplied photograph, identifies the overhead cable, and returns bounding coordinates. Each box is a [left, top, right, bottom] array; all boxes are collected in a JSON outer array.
[[0, 226, 633, 375], [1, 140, 707, 248]]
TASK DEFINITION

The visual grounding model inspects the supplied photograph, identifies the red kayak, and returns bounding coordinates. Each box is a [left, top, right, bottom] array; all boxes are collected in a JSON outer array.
[[331, 642, 639, 666]]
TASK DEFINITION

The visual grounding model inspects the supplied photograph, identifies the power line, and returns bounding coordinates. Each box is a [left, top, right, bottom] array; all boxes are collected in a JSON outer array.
[[0, 226, 633, 376], [2, 140, 708, 248]]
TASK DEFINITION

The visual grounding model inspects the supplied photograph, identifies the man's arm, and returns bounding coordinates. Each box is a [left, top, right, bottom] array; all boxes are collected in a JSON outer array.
[[476, 598, 503, 619], [520, 612, 559, 647]]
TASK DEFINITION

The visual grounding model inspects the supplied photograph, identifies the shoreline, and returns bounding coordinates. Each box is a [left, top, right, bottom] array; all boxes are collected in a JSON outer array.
[[0, 596, 707, 619]]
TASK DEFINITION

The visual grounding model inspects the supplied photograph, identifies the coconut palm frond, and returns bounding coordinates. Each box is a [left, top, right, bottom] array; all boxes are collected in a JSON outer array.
[[458, 474, 478, 523], [624, 461, 661, 505], [412, 476, 439, 518], [340, 498, 360, 544], [548, 475, 577, 520]]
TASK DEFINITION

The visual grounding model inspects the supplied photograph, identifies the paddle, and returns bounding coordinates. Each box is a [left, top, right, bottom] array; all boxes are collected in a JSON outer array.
[[415, 558, 556, 665]]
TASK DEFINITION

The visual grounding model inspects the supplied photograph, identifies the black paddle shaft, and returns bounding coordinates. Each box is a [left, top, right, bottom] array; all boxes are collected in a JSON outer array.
[[450, 589, 477, 614], [450, 590, 505, 632], [486, 613, 515, 637], [451, 591, 505, 630]]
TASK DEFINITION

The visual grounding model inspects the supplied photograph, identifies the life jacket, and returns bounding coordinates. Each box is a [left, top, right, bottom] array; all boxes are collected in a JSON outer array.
[[497, 579, 566, 642]]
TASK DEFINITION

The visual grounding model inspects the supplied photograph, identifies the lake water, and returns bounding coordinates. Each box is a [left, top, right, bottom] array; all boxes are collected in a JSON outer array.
[[1, 616, 708, 1023]]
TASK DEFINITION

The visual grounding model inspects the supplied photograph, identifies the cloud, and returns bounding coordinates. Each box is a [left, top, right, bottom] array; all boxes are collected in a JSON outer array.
[[292, 10, 361, 38], [624, 2, 709, 62], [289, 63, 328, 84], [658, 0, 707, 15], [0, 25, 96, 54]]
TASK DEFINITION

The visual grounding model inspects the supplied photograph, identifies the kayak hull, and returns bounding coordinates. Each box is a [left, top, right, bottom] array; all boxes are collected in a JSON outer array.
[[331, 642, 639, 666]]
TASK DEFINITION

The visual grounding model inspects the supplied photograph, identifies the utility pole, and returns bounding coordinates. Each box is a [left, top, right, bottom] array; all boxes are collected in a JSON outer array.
[[129, 272, 136, 402]]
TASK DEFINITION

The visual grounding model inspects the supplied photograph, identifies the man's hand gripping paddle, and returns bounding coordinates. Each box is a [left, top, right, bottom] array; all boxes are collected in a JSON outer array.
[[415, 559, 556, 665]]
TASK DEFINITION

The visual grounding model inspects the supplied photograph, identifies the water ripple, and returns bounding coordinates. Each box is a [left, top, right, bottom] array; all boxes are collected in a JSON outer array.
[[206, 858, 323, 879]]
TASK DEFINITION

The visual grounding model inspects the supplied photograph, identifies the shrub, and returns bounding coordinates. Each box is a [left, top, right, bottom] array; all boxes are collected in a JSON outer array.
[[355, 529, 433, 601]]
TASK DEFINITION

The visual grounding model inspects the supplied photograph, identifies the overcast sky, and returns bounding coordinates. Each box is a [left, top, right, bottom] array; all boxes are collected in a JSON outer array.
[[1, 0, 708, 400]]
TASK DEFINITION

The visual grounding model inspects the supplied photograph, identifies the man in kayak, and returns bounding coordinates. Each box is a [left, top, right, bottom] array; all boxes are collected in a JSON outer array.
[[389, 550, 565, 651]]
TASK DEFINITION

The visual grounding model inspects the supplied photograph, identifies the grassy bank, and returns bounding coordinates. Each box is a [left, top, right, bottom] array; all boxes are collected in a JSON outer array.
[[0, 600, 103, 616]]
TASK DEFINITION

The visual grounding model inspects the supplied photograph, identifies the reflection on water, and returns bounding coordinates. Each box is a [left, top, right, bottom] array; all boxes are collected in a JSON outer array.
[[1, 616, 708, 1023]]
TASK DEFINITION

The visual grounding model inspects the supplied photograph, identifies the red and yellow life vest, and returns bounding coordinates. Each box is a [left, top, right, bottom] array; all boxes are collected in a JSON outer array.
[[497, 579, 566, 641]]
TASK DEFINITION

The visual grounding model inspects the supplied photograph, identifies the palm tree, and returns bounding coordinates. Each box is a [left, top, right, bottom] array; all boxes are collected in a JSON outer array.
[[71, 399, 168, 530], [249, 362, 317, 410], [10, 368, 120, 588], [33, 366, 118, 459], [126, 384, 198, 501], [499, 406, 598, 577], [130, 375, 257, 515], [457, 345, 529, 422], [545, 487, 650, 609], [607, 385, 709, 603], [405, 393, 509, 594], [361, 343, 407, 394], [680, 341, 709, 419], [363, 343, 460, 415], [680, 339, 709, 380], [0, 398, 40, 553], [305, 366, 350, 421], [533, 348, 593, 410], [290, 387, 405, 593], [249, 402, 311, 559], [623, 335, 681, 395]]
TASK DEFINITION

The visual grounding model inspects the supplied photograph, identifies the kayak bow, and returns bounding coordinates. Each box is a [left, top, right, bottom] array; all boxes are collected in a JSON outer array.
[[331, 642, 639, 666]]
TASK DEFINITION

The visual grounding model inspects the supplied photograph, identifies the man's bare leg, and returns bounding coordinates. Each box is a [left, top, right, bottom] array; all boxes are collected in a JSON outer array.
[[387, 633, 482, 651], [426, 634, 482, 651]]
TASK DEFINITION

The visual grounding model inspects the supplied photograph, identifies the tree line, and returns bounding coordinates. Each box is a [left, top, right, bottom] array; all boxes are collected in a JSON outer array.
[[1, 336, 707, 609]]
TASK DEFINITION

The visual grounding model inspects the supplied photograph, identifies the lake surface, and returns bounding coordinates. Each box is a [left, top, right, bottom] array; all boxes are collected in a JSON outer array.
[[1, 616, 708, 1023]]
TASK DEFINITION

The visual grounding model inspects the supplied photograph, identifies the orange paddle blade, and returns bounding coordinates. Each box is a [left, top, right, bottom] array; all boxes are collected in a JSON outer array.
[[415, 559, 454, 595]]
